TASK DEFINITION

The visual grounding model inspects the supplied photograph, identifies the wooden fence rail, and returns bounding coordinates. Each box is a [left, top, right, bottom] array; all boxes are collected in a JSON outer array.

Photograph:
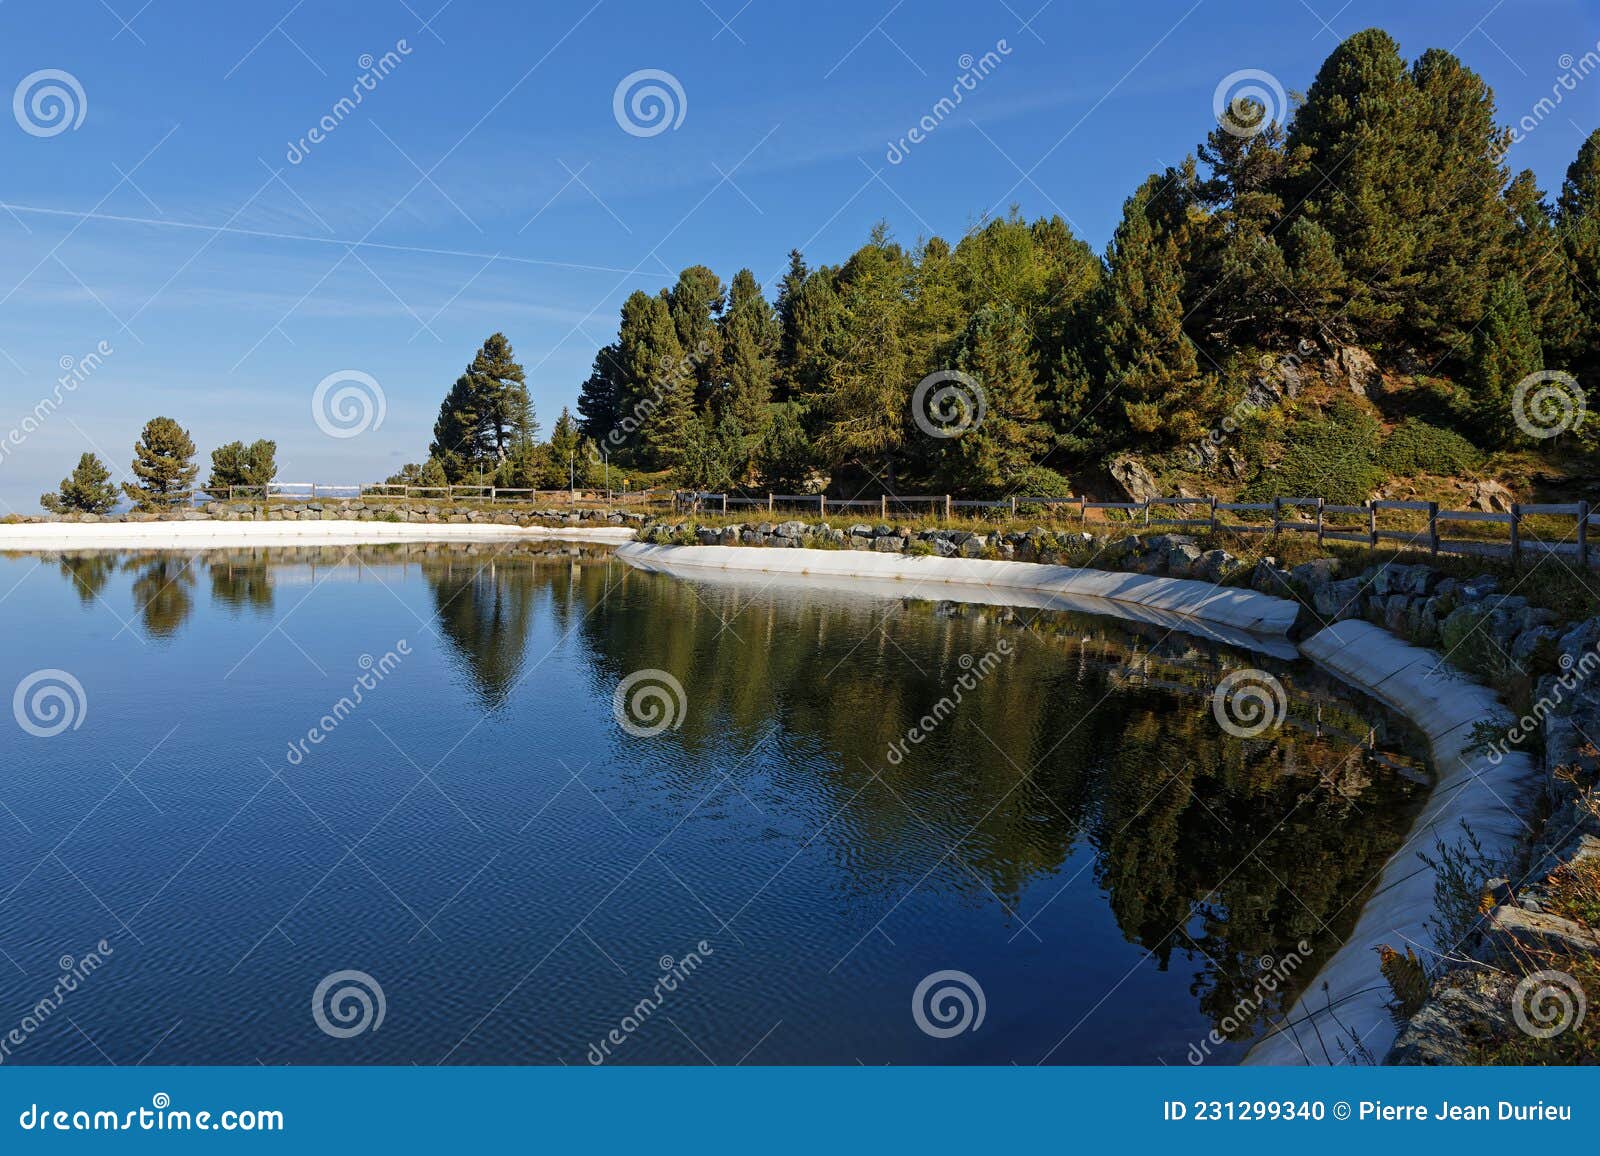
[[671, 492, 1597, 568]]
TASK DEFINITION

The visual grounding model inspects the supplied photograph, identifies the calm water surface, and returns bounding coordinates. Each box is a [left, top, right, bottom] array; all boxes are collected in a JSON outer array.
[[0, 544, 1427, 1064]]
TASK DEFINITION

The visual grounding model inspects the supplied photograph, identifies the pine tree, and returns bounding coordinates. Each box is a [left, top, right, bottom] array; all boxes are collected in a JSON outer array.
[[1405, 49, 1512, 356], [429, 372, 485, 481], [942, 303, 1050, 492], [773, 249, 810, 401], [41, 452, 118, 514], [466, 333, 534, 459], [615, 290, 690, 468], [717, 268, 776, 439], [1282, 217, 1351, 341], [206, 439, 278, 497], [666, 265, 724, 404], [1504, 170, 1586, 365], [1467, 274, 1542, 445], [547, 407, 582, 489], [1557, 129, 1600, 365], [122, 417, 198, 509], [576, 343, 622, 444], [1098, 178, 1220, 446], [1284, 28, 1423, 336]]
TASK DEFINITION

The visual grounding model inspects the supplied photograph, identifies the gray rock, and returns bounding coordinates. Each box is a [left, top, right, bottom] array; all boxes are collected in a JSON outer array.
[[1483, 904, 1600, 956], [872, 536, 906, 553], [958, 536, 987, 558], [1108, 455, 1161, 503]]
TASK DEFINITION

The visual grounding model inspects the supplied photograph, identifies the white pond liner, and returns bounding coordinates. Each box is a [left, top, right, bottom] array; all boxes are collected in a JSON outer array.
[[1245, 619, 1539, 1064], [616, 542, 1301, 637], [0, 520, 637, 551]]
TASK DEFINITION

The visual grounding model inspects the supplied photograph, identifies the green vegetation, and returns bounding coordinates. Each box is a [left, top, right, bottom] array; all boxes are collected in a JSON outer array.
[[121, 416, 198, 510], [559, 28, 1595, 504], [206, 438, 278, 497], [39, 452, 118, 514]]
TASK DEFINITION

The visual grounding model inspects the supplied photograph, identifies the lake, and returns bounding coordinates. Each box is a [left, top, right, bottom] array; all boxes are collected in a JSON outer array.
[[0, 543, 1427, 1065]]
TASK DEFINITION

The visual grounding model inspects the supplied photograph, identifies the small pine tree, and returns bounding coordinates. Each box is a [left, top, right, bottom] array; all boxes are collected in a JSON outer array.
[[41, 452, 118, 514], [206, 439, 278, 498], [1467, 274, 1542, 445], [122, 417, 198, 510], [546, 407, 582, 489]]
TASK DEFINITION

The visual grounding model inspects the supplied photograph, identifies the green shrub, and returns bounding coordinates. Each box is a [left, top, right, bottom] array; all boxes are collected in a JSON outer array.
[[1010, 466, 1074, 515], [1377, 419, 1483, 477], [1240, 400, 1383, 505], [903, 538, 936, 557]]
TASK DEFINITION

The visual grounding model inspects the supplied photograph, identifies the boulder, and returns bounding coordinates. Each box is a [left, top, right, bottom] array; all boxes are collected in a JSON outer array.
[[1107, 455, 1161, 503], [1468, 479, 1515, 514], [1335, 345, 1381, 396]]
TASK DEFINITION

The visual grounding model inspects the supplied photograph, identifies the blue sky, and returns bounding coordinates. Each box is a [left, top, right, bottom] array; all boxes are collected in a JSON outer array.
[[0, 0, 1594, 509]]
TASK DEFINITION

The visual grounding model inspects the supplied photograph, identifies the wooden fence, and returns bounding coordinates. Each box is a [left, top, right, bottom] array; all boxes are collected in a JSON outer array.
[[674, 491, 1597, 568]]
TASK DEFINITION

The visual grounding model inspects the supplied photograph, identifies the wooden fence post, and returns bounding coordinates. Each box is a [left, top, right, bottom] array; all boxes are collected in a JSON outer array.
[[1209, 495, 1218, 534], [1510, 503, 1522, 568], [1271, 497, 1282, 535], [1579, 500, 1591, 569], [1142, 499, 1151, 527], [1428, 501, 1440, 557], [880, 495, 888, 520], [944, 494, 952, 522], [817, 495, 824, 517], [1080, 495, 1088, 522], [722, 493, 729, 515], [1316, 497, 1325, 546], [1367, 501, 1378, 547], [768, 493, 774, 514], [1010, 495, 1017, 518]]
